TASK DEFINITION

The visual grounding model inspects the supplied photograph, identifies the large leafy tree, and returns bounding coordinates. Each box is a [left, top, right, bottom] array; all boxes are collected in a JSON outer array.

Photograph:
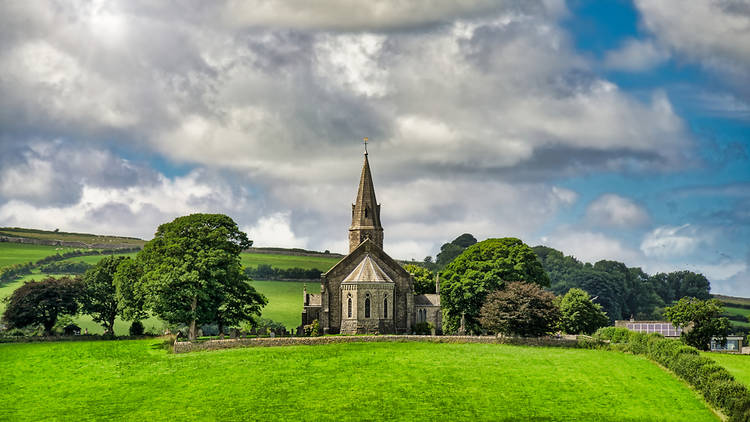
[[403, 264, 436, 294], [440, 238, 550, 333], [113, 257, 148, 322], [664, 297, 730, 351], [2, 276, 82, 335], [479, 282, 560, 337], [137, 213, 266, 340], [79, 255, 130, 335], [559, 288, 609, 335], [435, 233, 477, 269]]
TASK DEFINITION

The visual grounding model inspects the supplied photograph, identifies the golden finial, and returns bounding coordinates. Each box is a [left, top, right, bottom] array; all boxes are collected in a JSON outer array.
[[363, 137, 369, 155]]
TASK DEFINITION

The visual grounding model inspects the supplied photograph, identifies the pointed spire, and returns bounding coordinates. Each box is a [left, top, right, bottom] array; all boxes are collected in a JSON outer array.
[[349, 151, 383, 252]]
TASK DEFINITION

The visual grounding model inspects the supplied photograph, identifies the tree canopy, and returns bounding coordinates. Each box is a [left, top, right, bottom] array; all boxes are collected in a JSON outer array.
[[440, 237, 550, 333], [403, 264, 436, 294], [559, 288, 609, 335], [136, 213, 266, 340], [479, 281, 560, 337], [2, 276, 82, 335], [434, 233, 478, 269], [79, 255, 129, 335], [664, 297, 730, 351]]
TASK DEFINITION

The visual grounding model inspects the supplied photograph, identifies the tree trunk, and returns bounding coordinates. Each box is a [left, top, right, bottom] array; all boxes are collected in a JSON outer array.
[[189, 296, 198, 341], [107, 316, 116, 337], [218, 319, 224, 339]]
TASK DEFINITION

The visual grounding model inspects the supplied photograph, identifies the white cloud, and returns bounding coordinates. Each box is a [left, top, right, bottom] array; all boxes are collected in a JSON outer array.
[[586, 194, 649, 228], [640, 224, 711, 259], [604, 38, 669, 72], [245, 212, 309, 249], [543, 230, 642, 265]]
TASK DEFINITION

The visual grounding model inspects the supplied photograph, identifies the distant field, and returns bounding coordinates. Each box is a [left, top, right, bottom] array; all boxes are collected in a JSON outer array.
[[240, 252, 340, 270], [0, 341, 718, 421], [57, 253, 138, 265], [703, 353, 750, 388], [0, 227, 145, 247], [716, 294, 750, 307], [249, 280, 314, 329], [0, 243, 76, 269], [725, 306, 750, 318]]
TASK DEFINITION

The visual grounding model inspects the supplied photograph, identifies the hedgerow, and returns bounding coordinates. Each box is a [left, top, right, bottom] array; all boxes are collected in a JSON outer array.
[[594, 327, 750, 421]]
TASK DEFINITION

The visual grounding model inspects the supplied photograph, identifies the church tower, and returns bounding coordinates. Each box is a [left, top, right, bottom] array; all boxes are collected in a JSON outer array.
[[349, 152, 383, 253]]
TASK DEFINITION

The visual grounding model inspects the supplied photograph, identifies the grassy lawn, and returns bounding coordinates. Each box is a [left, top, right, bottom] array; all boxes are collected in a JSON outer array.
[[249, 280, 315, 329], [0, 243, 77, 269], [240, 252, 340, 270], [0, 341, 718, 421], [704, 353, 750, 388]]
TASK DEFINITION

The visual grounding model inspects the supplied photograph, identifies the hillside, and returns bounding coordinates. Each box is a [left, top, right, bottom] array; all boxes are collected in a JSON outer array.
[[0, 227, 145, 248], [0, 341, 719, 421]]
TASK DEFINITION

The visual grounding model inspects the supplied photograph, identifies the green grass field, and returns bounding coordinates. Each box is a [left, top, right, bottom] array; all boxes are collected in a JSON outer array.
[[240, 252, 340, 270], [0, 227, 145, 246], [0, 340, 718, 421], [0, 243, 77, 269], [703, 353, 750, 388], [249, 280, 315, 329]]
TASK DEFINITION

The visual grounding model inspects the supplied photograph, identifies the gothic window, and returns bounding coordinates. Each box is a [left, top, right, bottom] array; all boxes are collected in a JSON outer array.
[[365, 293, 371, 318], [383, 296, 388, 319], [347, 294, 352, 318]]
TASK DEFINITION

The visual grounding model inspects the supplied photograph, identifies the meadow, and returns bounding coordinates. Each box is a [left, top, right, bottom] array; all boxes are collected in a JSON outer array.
[[704, 352, 750, 388], [0, 340, 719, 421], [249, 280, 314, 329], [0, 243, 76, 269], [240, 252, 340, 270], [0, 227, 145, 247]]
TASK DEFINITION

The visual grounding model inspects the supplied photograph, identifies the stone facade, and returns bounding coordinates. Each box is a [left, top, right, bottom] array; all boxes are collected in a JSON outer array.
[[301, 152, 441, 334]]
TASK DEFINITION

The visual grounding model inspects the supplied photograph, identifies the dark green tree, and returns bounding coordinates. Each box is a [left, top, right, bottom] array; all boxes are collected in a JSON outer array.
[[403, 264, 436, 294], [664, 297, 730, 351], [136, 213, 266, 340], [113, 257, 148, 322], [440, 238, 550, 333], [559, 288, 609, 334], [79, 255, 129, 335], [479, 282, 560, 336], [452, 233, 478, 248], [2, 276, 82, 335], [215, 277, 267, 337], [435, 233, 478, 269]]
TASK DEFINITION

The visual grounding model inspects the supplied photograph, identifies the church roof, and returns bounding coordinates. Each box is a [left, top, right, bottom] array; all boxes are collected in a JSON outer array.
[[342, 254, 393, 283], [351, 153, 382, 229], [415, 294, 440, 306]]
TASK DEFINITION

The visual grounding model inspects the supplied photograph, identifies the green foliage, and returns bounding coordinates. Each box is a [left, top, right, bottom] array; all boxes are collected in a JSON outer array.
[[594, 326, 750, 421], [479, 281, 560, 336], [136, 213, 266, 340], [39, 260, 92, 274], [303, 319, 320, 336], [413, 321, 432, 335], [559, 288, 609, 334], [245, 264, 322, 280], [441, 238, 550, 333], [0, 340, 720, 421], [403, 264, 436, 294], [129, 320, 145, 336], [435, 233, 477, 269], [664, 297, 731, 351], [652, 271, 711, 303], [79, 256, 130, 335], [113, 258, 148, 322], [1, 276, 82, 334]]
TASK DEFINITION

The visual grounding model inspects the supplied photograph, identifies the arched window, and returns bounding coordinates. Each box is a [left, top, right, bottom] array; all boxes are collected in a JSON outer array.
[[365, 293, 371, 318], [383, 296, 388, 319], [347, 294, 352, 318]]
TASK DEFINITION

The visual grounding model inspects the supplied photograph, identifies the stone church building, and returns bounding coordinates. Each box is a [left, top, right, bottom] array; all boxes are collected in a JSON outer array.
[[301, 151, 442, 334]]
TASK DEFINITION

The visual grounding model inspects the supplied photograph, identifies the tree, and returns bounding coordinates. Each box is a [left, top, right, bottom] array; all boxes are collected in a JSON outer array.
[[559, 288, 609, 334], [435, 233, 478, 269], [136, 213, 266, 340], [479, 282, 560, 336], [113, 257, 148, 322], [215, 277, 267, 337], [403, 264, 436, 294], [452, 233, 478, 248], [440, 238, 550, 333], [79, 255, 129, 335], [664, 297, 730, 351], [2, 276, 82, 335]]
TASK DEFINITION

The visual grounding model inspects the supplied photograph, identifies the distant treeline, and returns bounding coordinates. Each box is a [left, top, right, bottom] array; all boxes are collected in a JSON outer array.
[[0, 248, 139, 283], [40, 261, 92, 275], [534, 246, 711, 322], [245, 264, 322, 281]]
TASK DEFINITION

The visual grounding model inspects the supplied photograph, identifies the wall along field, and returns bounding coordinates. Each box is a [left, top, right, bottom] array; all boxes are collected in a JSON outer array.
[[0, 340, 719, 421]]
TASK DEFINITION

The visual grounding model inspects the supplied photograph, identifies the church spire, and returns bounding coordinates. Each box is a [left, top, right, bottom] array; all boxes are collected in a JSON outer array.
[[349, 149, 383, 253]]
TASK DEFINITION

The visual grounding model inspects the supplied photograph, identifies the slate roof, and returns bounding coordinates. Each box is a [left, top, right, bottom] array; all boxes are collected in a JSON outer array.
[[414, 294, 440, 306], [342, 254, 393, 283]]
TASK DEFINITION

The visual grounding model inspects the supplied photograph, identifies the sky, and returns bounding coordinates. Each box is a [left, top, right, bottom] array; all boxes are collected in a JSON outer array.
[[1, 0, 749, 295]]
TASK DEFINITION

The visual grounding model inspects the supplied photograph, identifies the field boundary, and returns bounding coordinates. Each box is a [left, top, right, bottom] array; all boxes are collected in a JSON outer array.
[[0, 235, 140, 250], [173, 334, 583, 353]]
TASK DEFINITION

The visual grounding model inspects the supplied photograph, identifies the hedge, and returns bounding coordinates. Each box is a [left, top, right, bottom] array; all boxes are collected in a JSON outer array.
[[594, 327, 750, 421]]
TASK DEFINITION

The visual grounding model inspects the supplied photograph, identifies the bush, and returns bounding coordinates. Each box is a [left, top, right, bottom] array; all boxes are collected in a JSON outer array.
[[414, 322, 432, 335], [129, 320, 145, 336], [303, 319, 320, 337]]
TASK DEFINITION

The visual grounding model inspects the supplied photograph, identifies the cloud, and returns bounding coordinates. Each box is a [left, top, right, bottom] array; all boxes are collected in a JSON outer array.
[[639, 224, 710, 259], [585, 194, 649, 228], [541, 229, 643, 265], [245, 212, 309, 249], [604, 38, 670, 72]]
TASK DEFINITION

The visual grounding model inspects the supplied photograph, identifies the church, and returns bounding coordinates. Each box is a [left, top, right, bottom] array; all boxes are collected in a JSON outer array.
[[301, 150, 442, 334]]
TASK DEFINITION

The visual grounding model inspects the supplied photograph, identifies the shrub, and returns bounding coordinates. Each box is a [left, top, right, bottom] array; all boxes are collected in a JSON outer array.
[[303, 319, 320, 337], [593, 326, 631, 343], [129, 320, 145, 336], [414, 322, 432, 335]]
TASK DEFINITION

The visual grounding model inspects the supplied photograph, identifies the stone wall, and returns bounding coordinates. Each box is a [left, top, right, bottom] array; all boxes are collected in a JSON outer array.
[[173, 335, 583, 354]]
